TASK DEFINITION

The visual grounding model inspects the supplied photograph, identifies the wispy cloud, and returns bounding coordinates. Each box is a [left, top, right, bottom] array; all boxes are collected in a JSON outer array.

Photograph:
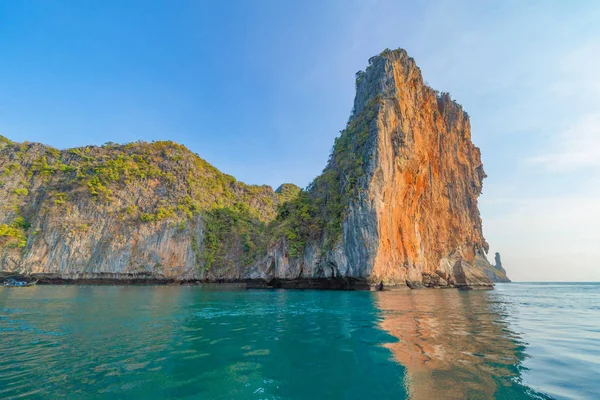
[[525, 41, 600, 173], [549, 42, 600, 99], [526, 113, 600, 172]]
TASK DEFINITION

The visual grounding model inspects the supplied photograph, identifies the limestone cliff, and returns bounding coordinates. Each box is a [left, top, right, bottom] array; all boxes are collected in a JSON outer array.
[[0, 138, 290, 281], [0, 48, 495, 288], [250, 49, 494, 288]]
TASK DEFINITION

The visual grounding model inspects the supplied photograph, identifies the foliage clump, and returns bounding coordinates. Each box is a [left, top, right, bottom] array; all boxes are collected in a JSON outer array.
[[0, 217, 29, 248], [272, 95, 381, 255], [202, 202, 269, 270], [0, 134, 14, 149]]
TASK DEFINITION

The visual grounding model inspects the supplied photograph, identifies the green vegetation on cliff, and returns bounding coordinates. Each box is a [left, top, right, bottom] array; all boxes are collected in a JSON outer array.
[[0, 216, 29, 248], [0, 134, 13, 147], [203, 203, 270, 270], [0, 138, 301, 271], [273, 94, 381, 255]]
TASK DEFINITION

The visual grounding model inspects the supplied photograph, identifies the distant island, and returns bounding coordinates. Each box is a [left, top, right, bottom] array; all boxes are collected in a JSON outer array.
[[0, 48, 509, 289]]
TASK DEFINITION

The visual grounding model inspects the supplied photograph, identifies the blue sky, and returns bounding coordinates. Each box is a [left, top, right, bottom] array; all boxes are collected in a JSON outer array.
[[1, 1, 599, 281]]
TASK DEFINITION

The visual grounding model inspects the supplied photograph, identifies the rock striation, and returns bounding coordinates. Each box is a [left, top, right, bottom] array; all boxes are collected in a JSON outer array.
[[0, 48, 497, 289]]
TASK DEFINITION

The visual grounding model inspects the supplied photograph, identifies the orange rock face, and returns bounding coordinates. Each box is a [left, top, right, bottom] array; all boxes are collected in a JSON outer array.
[[363, 50, 490, 285], [257, 49, 496, 288]]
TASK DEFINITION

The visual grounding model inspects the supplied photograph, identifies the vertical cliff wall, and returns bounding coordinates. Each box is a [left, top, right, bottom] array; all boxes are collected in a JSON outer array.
[[363, 49, 492, 287], [256, 49, 494, 288], [0, 139, 289, 281]]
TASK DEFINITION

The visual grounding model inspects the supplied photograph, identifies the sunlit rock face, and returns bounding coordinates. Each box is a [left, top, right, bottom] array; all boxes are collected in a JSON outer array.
[[258, 49, 494, 288], [362, 50, 491, 286]]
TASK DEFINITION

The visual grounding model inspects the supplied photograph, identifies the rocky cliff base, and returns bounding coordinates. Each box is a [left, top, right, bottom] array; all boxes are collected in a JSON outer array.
[[1, 271, 491, 290]]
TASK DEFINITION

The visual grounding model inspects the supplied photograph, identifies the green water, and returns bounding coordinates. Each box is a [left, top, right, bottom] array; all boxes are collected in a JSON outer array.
[[1, 284, 598, 399]]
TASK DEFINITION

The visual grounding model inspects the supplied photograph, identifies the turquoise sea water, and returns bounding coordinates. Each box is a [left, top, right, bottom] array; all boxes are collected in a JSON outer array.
[[0, 283, 598, 399]]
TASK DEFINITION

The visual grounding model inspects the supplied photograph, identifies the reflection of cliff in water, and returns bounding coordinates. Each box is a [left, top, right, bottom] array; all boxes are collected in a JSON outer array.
[[376, 289, 551, 399]]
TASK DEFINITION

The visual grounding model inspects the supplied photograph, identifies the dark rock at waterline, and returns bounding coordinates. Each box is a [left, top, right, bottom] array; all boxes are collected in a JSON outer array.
[[245, 277, 370, 291], [405, 280, 425, 289]]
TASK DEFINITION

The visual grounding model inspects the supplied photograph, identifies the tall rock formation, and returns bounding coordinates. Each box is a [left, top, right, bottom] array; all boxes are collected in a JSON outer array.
[[252, 49, 494, 288], [0, 48, 495, 288]]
